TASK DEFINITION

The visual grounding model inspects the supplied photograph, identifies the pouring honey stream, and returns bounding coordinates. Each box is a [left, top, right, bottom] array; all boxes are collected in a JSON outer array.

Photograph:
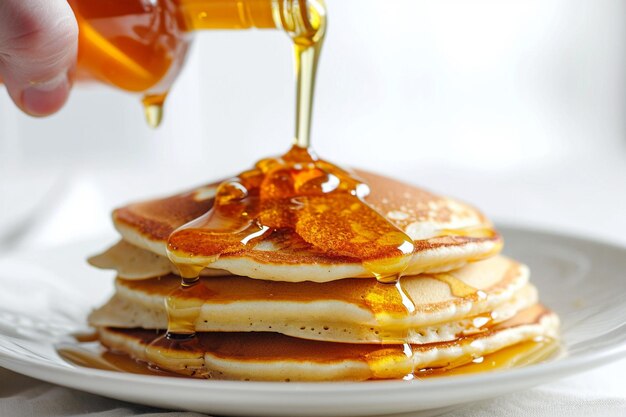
[[140, 0, 425, 375]]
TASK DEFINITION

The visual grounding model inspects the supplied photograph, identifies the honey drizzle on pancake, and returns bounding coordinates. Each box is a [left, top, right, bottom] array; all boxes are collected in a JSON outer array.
[[138, 1, 503, 379], [58, 344, 186, 377], [430, 273, 483, 299], [118, 271, 492, 319], [132, 0, 422, 377], [60, 339, 557, 380], [415, 338, 558, 378], [61, 305, 558, 380], [167, 146, 416, 285]]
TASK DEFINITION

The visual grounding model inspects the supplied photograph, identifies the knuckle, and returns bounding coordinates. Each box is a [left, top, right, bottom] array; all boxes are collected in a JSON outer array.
[[1, 2, 77, 64]]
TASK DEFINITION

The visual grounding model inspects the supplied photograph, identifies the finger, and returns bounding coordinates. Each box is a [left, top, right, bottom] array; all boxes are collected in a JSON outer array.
[[0, 0, 78, 116]]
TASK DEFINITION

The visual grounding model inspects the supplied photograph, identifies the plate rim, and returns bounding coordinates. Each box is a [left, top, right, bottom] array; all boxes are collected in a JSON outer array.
[[0, 223, 625, 396]]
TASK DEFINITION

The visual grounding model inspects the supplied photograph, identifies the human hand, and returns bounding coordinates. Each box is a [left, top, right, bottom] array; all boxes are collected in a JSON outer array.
[[0, 0, 78, 116]]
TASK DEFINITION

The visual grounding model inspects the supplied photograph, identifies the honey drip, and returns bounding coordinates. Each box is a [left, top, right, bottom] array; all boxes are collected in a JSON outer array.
[[359, 279, 417, 378], [69, 0, 190, 127], [142, 94, 167, 129], [416, 338, 559, 378], [431, 273, 484, 299]]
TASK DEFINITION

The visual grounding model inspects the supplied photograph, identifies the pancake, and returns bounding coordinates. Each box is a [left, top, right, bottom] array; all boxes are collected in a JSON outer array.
[[111, 170, 502, 282], [85, 167, 559, 382], [89, 256, 536, 344], [97, 304, 558, 381], [88, 240, 232, 280]]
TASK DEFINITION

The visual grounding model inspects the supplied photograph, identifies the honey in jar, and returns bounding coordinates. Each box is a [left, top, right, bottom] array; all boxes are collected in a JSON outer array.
[[1, 0, 321, 127]]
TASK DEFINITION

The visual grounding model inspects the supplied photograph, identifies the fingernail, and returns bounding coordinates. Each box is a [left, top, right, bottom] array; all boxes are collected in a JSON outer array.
[[21, 74, 70, 117]]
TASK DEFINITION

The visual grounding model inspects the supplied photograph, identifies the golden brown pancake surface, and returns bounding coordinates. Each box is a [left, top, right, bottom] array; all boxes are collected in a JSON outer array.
[[110, 171, 502, 282], [113, 256, 523, 315], [97, 304, 558, 381], [89, 256, 538, 344]]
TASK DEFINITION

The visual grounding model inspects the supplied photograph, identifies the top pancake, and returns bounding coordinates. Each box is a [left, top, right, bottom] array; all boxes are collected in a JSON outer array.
[[112, 170, 502, 282]]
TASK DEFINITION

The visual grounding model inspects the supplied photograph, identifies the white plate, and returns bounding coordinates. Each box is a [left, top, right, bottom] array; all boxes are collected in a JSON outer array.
[[0, 225, 624, 417]]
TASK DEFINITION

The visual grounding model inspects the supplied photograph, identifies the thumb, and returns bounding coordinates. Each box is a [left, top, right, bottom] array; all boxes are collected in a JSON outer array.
[[0, 0, 78, 117]]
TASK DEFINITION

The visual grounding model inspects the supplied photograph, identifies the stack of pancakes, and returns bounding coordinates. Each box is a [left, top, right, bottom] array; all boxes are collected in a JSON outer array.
[[88, 171, 558, 381]]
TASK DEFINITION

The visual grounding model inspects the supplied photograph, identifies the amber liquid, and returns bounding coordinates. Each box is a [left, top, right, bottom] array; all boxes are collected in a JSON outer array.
[[37, 0, 281, 127], [59, 334, 559, 380]]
